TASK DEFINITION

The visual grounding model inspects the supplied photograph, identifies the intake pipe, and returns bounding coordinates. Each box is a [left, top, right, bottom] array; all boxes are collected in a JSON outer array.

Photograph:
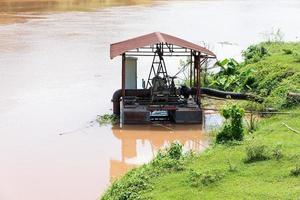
[[200, 87, 263, 102], [112, 88, 262, 116], [112, 89, 151, 116]]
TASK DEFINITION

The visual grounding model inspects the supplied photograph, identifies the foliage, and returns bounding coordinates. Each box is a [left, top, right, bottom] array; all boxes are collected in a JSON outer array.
[[101, 142, 185, 200], [282, 48, 293, 55], [272, 144, 283, 160], [188, 169, 224, 187], [227, 159, 238, 172], [242, 45, 269, 64], [151, 142, 185, 171], [290, 165, 300, 177], [246, 113, 258, 133], [216, 104, 245, 143], [244, 142, 270, 163], [208, 58, 241, 91], [207, 42, 300, 109], [104, 108, 300, 199], [97, 114, 117, 125]]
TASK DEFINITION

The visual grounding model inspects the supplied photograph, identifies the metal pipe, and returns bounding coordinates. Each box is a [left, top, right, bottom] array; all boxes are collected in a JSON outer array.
[[111, 87, 263, 116], [112, 89, 151, 116]]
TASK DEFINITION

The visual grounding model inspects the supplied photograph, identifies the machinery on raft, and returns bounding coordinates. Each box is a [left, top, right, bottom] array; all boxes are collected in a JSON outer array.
[[110, 32, 258, 124]]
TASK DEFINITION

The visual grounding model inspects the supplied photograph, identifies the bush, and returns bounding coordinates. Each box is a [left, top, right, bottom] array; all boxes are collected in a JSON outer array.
[[282, 49, 293, 54], [272, 144, 283, 160], [102, 142, 185, 200], [97, 114, 117, 125], [151, 142, 184, 171], [227, 160, 238, 172], [244, 143, 270, 163], [290, 165, 300, 177], [216, 105, 245, 143], [167, 142, 183, 160], [242, 45, 269, 64], [188, 169, 224, 187]]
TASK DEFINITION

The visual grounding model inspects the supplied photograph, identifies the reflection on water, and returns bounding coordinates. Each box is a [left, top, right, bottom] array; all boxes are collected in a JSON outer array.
[[110, 123, 210, 180]]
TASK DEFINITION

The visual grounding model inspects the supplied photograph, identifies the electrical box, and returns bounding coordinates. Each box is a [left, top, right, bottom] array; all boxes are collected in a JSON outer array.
[[125, 57, 137, 89]]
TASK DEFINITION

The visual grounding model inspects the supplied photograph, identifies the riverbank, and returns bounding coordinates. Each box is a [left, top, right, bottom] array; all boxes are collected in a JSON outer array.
[[102, 42, 300, 199], [142, 108, 300, 199], [102, 108, 300, 199]]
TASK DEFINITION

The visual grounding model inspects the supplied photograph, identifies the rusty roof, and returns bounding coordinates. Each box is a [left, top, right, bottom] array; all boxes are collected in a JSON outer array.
[[110, 32, 216, 59]]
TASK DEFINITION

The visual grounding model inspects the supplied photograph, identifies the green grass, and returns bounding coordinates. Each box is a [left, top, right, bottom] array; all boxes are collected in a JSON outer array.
[[240, 42, 300, 109], [102, 42, 300, 200], [142, 109, 300, 200], [209, 42, 300, 109], [102, 108, 300, 200]]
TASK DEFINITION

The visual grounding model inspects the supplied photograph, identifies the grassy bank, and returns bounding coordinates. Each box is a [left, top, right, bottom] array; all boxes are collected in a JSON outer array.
[[209, 42, 300, 110], [143, 108, 300, 199], [102, 42, 300, 199], [102, 108, 300, 199]]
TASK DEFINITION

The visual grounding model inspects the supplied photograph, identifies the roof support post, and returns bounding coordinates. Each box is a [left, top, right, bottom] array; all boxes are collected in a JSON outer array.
[[194, 53, 201, 106], [190, 50, 193, 87], [122, 53, 126, 98]]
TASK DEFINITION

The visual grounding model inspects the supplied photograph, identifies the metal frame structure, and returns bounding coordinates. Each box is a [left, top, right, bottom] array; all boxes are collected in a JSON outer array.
[[110, 32, 217, 123], [120, 43, 212, 105]]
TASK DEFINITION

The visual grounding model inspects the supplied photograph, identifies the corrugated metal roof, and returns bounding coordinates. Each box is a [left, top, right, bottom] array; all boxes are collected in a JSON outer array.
[[110, 32, 216, 59]]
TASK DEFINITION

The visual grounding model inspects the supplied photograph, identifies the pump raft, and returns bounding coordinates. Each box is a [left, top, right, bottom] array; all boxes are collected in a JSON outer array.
[[110, 32, 258, 124]]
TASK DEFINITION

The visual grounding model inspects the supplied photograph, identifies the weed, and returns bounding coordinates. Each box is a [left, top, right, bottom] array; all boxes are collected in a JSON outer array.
[[97, 114, 117, 125], [244, 142, 270, 163], [290, 165, 300, 177], [102, 142, 185, 200], [272, 144, 283, 160], [167, 142, 183, 160], [246, 112, 259, 133], [216, 104, 245, 143], [242, 45, 269, 64], [227, 160, 238, 172], [282, 49, 293, 54], [188, 169, 224, 187]]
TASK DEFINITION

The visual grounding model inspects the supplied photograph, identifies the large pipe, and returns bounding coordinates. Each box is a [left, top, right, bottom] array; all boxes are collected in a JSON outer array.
[[200, 87, 263, 102], [112, 88, 262, 116], [112, 89, 151, 116]]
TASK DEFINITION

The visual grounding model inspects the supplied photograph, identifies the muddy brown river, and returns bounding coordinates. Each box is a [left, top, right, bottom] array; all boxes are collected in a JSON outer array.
[[0, 0, 300, 199]]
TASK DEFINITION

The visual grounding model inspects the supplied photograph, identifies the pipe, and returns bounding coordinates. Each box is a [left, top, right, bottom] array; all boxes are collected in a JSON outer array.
[[112, 87, 262, 116], [112, 89, 151, 116], [200, 87, 263, 102]]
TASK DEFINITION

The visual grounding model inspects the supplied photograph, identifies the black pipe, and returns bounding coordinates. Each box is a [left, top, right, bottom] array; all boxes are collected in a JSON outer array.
[[112, 88, 262, 116], [200, 87, 263, 102], [112, 89, 151, 116]]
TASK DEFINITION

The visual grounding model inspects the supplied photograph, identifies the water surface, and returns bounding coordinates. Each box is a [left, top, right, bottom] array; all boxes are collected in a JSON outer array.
[[0, 0, 300, 199]]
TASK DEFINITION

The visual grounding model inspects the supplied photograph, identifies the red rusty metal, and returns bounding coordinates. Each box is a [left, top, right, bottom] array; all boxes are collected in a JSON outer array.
[[147, 105, 177, 112], [110, 32, 216, 59]]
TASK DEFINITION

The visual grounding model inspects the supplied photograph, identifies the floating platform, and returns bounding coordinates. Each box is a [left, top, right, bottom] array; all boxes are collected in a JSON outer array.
[[122, 105, 202, 124]]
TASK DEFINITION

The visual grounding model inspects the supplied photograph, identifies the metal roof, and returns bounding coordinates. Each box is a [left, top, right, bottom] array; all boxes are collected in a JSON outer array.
[[110, 32, 216, 59]]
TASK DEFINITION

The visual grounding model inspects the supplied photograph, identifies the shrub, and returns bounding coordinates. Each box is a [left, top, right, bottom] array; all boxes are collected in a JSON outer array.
[[102, 142, 185, 200], [216, 105, 245, 143], [97, 114, 117, 125], [244, 143, 270, 163], [272, 144, 283, 160], [167, 142, 183, 160], [242, 45, 269, 64], [227, 160, 238, 172], [290, 165, 300, 177], [188, 169, 224, 187], [282, 49, 293, 54], [151, 142, 184, 171]]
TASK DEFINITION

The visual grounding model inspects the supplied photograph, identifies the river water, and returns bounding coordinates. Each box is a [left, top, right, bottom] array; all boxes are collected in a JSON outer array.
[[0, 0, 300, 199]]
